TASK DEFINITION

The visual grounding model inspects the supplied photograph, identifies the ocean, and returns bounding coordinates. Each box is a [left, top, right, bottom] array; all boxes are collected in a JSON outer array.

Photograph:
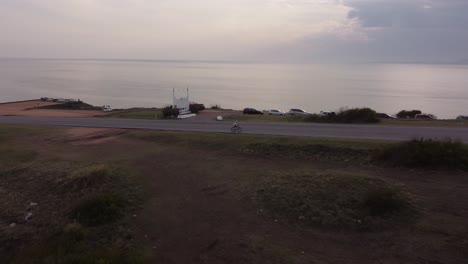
[[1, 59, 467, 119]]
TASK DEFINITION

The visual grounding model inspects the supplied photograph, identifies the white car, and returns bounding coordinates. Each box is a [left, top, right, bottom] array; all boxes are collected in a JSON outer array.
[[268, 109, 285, 116], [102, 105, 113, 112], [288, 108, 309, 115]]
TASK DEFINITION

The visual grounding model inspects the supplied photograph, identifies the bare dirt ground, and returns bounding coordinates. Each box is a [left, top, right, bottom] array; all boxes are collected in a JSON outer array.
[[0, 100, 107, 118], [66, 127, 129, 145], [2, 126, 468, 263]]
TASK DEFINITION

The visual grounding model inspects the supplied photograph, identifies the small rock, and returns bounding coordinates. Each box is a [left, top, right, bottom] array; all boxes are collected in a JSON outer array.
[[10, 223, 16, 228], [24, 212, 33, 222], [133, 214, 137, 217], [29, 202, 38, 207]]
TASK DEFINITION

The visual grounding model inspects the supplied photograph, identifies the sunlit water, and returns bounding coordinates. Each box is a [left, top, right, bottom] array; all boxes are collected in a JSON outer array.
[[1, 59, 467, 118]]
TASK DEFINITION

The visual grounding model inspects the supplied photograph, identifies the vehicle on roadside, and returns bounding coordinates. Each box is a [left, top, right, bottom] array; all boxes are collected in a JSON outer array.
[[319, 111, 335, 117], [456, 115, 468, 120], [243, 108, 263, 115], [268, 109, 285, 115], [376, 113, 394, 119], [102, 105, 112, 112], [288, 108, 309, 115], [415, 114, 435, 120]]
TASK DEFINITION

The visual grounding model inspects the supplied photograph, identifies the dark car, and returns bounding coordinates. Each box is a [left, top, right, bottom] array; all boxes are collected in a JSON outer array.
[[243, 108, 263, 115], [376, 113, 394, 119], [415, 114, 435, 120]]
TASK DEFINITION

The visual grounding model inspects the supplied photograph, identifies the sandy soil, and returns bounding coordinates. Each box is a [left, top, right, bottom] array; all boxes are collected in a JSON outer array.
[[0, 100, 107, 118]]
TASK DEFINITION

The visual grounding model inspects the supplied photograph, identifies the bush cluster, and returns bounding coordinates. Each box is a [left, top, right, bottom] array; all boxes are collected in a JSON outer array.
[[305, 107, 379, 123], [162, 106, 180, 118], [257, 173, 415, 230], [396, 110, 422, 119], [373, 138, 468, 170]]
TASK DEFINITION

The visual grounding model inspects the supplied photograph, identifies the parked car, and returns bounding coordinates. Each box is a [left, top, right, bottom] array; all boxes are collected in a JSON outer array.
[[319, 111, 335, 117], [288, 109, 309, 115], [376, 113, 394, 119], [268, 109, 285, 115], [415, 114, 435, 120], [102, 105, 113, 112], [243, 108, 263, 115], [456, 115, 468, 120]]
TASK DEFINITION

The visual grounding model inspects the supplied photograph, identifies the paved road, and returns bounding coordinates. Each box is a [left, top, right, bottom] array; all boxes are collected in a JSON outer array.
[[1, 116, 468, 142]]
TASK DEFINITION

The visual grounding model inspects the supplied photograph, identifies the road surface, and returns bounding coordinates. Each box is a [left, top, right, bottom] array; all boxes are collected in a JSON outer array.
[[1, 116, 468, 142]]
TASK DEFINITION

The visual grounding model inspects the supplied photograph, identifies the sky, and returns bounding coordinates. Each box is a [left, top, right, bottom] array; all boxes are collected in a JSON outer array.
[[1, 0, 467, 63]]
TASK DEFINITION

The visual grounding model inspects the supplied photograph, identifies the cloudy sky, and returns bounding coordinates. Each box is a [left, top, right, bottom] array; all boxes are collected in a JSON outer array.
[[1, 0, 467, 63]]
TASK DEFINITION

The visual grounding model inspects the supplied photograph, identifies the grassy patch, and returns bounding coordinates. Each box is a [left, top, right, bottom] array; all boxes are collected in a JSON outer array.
[[0, 160, 142, 262], [0, 145, 37, 164], [129, 130, 388, 150], [15, 224, 144, 264], [257, 172, 416, 230], [103, 108, 162, 119], [225, 114, 306, 123], [71, 193, 127, 226], [64, 164, 124, 191], [374, 138, 468, 170], [242, 143, 370, 162]]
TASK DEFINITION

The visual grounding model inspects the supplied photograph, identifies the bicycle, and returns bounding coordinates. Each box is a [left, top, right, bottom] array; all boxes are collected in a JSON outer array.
[[231, 121, 242, 134]]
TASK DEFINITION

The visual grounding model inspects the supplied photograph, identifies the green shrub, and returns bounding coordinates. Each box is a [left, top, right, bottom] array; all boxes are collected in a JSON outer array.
[[66, 164, 118, 191], [162, 106, 180, 118], [396, 110, 422, 119], [210, 104, 221, 109], [257, 173, 415, 230], [72, 194, 126, 226], [304, 107, 379, 124], [373, 138, 468, 170]]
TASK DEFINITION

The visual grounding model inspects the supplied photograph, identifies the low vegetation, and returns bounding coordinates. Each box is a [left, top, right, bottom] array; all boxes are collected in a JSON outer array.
[[257, 173, 416, 230], [0, 138, 143, 263], [72, 193, 127, 226], [242, 143, 370, 162], [374, 138, 468, 170], [396, 110, 422, 119], [210, 104, 222, 109], [162, 105, 180, 118], [304, 107, 379, 124], [104, 108, 162, 119]]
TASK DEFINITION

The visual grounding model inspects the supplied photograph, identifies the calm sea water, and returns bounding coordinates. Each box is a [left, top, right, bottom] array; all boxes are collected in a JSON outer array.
[[1, 59, 467, 118]]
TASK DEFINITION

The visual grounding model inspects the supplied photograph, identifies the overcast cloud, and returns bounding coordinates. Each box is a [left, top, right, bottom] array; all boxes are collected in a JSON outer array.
[[0, 0, 467, 63]]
